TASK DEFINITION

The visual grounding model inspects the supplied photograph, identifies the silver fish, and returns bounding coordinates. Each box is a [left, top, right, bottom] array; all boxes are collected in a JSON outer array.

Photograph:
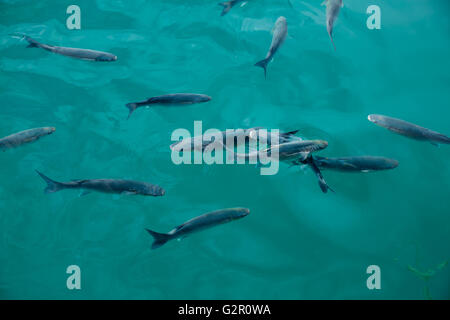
[[126, 93, 211, 119], [368, 114, 450, 146], [0, 127, 55, 151], [313, 156, 399, 172], [15, 34, 117, 61], [323, 0, 343, 50], [255, 16, 288, 79], [36, 170, 165, 197], [230, 140, 328, 163], [145, 208, 250, 249]]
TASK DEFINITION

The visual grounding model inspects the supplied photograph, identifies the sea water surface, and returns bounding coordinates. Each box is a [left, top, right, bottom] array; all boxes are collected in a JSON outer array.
[[0, 0, 449, 299]]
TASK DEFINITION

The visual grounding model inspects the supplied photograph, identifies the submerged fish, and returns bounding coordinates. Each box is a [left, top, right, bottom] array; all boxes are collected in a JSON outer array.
[[313, 156, 399, 172], [255, 16, 288, 79], [368, 114, 450, 146], [230, 140, 328, 163], [14, 34, 117, 61], [0, 127, 55, 151], [170, 127, 299, 152], [126, 93, 211, 119], [302, 156, 334, 193], [218, 0, 246, 16], [322, 0, 343, 50], [36, 170, 165, 196], [146, 208, 250, 249]]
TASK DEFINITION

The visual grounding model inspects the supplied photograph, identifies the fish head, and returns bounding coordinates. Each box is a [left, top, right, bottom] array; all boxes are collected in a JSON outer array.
[[44, 127, 56, 135], [312, 140, 328, 151], [200, 95, 212, 103], [140, 184, 165, 196], [96, 54, 117, 62], [230, 208, 250, 220], [367, 114, 384, 125]]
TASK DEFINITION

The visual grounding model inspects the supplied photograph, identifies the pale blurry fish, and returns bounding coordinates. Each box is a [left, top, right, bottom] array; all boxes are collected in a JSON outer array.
[[313, 156, 399, 172], [170, 127, 299, 152], [36, 170, 165, 197], [218, 0, 246, 16], [322, 0, 343, 50], [368, 114, 450, 146], [145, 208, 250, 249], [0, 127, 55, 151], [13, 34, 117, 61], [255, 16, 288, 79], [229, 140, 328, 163], [126, 93, 211, 119]]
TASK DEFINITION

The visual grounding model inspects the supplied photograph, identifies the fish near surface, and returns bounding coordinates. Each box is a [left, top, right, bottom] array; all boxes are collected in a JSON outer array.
[[126, 93, 211, 119], [15, 34, 117, 61], [254, 16, 288, 79], [228, 140, 328, 164], [368, 114, 450, 146], [146, 208, 250, 249], [0, 127, 55, 151], [314, 156, 399, 172], [36, 170, 165, 197], [322, 0, 343, 50]]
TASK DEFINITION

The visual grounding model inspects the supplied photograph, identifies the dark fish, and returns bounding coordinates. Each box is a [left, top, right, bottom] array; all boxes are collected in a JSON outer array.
[[323, 0, 343, 50], [145, 208, 250, 249], [313, 156, 399, 172], [0, 127, 55, 151], [218, 0, 245, 16], [255, 16, 288, 79], [302, 156, 334, 193], [126, 93, 211, 119], [36, 170, 165, 197], [231, 140, 328, 163], [368, 114, 450, 146], [14, 34, 117, 61]]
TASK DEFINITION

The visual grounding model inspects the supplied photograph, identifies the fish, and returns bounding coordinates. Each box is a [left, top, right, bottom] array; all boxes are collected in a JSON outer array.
[[255, 16, 288, 79], [145, 208, 250, 249], [0, 127, 55, 151], [170, 127, 300, 152], [228, 140, 328, 163], [13, 34, 117, 61], [126, 93, 211, 119], [218, 0, 246, 16], [368, 114, 450, 146], [313, 156, 399, 172], [35, 170, 165, 197], [322, 0, 343, 50]]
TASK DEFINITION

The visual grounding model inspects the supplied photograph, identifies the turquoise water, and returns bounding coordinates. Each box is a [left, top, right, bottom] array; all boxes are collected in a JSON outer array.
[[0, 0, 449, 299]]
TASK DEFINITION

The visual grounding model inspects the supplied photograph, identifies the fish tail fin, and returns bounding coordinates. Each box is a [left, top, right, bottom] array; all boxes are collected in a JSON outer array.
[[145, 228, 170, 249], [328, 30, 336, 51], [254, 58, 269, 79], [35, 170, 63, 194], [125, 103, 138, 119], [9, 33, 40, 48], [219, 2, 232, 16], [318, 176, 334, 193]]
